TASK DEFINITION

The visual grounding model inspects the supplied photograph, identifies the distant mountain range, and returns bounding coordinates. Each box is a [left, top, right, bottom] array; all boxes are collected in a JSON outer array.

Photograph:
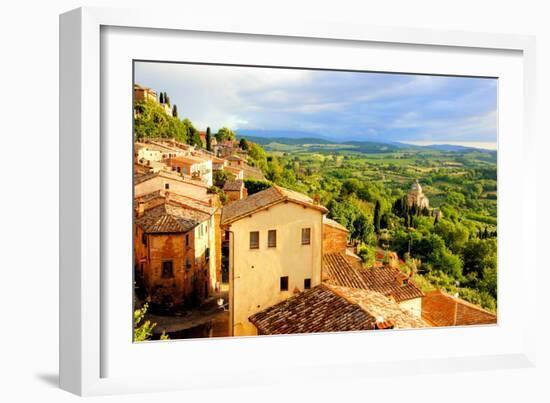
[[236, 130, 495, 154], [235, 129, 494, 153], [236, 129, 333, 141]]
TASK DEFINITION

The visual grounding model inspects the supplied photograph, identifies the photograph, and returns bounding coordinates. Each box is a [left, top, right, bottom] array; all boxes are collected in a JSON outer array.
[[132, 62, 498, 341]]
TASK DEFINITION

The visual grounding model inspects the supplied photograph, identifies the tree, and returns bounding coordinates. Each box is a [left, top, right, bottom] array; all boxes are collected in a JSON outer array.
[[215, 127, 236, 142], [134, 303, 168, 342], [373, 200, 381, 233], [172, 104, 178, 118], [248, 143, 268, 172], [434, 219, 470, 254], [159, 92, 164, 104], [134, 99, 172, 140], [353, 213, 375, 244], [189, 127, 202, 148], [239, 137, 249, 151], [357, 243, 376, 266], [462, 238, 497, 278], [206, 127, 212, 151], [213, 169, 235, 188], [243, 178, 272, 195]]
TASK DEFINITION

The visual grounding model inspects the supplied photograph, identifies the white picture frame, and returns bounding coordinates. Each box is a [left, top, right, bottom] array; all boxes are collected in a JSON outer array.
[[60, 6, 537, 396]]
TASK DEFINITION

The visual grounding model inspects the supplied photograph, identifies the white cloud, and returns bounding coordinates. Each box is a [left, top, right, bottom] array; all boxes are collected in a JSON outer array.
[[135, 62, 497, 141]]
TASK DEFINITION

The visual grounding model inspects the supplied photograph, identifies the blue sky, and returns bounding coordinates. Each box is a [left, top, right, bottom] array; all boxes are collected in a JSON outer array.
[[135, 62, 497, 144]]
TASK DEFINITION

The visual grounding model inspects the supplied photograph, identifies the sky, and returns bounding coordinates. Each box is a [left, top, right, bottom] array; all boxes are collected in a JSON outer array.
[[135, 61, 497, 146]]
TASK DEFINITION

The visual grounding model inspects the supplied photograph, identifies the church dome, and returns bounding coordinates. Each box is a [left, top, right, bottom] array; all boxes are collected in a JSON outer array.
[[410, 180, 422, 192]]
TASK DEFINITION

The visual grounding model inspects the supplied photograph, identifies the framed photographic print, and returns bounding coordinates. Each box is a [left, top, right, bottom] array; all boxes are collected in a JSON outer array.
[[60, 7, 537, 396]]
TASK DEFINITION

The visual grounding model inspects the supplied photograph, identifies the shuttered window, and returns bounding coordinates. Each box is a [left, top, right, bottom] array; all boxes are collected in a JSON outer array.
[[301, 228, 311, 245], [268, 230, 277, 248], [250, 231, 259, 249]]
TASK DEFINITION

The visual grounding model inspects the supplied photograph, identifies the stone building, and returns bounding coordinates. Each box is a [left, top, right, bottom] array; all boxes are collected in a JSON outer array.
[[134, 170, 216, 205], [407, 179, 430, 209], [134, 193, 218, 307], [223, 179, 247, 203], [168, 155, 213, 187], [134, 84, 157, 103]]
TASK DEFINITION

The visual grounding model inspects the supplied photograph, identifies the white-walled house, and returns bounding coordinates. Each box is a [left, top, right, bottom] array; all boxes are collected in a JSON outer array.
[[221, 185, 328, 336]]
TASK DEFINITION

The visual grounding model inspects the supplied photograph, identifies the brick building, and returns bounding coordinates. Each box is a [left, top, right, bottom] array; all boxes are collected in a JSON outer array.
[[322, 217, 349, 254], [134, 193, 218, 307]]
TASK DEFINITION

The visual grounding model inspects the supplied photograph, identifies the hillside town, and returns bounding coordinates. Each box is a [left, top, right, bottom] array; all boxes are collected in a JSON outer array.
[[133, 84, 496, 340]]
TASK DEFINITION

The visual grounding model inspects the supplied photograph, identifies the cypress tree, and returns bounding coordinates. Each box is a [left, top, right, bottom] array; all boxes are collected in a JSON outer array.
[[172, 104, 178, 118], [206, 127, 212, 151], [159, 92, 164, 104], [373, 200, 381, 233]]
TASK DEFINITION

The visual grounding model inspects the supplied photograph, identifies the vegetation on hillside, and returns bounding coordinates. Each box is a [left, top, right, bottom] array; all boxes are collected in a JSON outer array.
[[134, 98, 202, 147], [244, 138, 498, 312]]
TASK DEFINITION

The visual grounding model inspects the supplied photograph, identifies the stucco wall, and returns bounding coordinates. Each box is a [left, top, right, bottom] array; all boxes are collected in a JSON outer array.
[[135, 175, 213, 203], [228, 202, 324, 336], [398, 297, 422, 318], [192, 215, 217, 296]]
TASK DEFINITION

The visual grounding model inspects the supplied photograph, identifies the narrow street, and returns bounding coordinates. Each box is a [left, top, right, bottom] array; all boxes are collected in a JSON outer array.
[[145, 288, 230, 339]]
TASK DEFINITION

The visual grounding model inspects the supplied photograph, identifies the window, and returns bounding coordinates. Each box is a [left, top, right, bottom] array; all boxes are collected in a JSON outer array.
[[304, 278, 311, 289], [161, 261, 174, 278], [268, 230, 277, 248], [185, 258, 191, 271], [185, 234, 189, 247], [164, 183, 170, 190], [141, 233, 147, 246], [280, 276, 289, 291], [205, 247, 210, 262], [250, 231, 259, 249], [301, 228, 311, 245]]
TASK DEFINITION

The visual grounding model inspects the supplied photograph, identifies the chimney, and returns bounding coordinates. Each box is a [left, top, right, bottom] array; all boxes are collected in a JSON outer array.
[[164, 191, 170, 203], [137, 202, 145, 217], [208, 198, 213, 207]]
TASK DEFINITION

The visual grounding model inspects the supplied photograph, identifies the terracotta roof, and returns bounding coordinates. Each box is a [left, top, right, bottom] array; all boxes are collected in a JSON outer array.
[[422, 290, 497, 327], [134, 170, 209, 189], [226, 154, 244, 161], [248, 284, 377, 335], [134, 171, 160, 185], [323, 253, 367, 289], [221, 185, 327, 225], [223, 179, 244, 191], [323, 217, 349, 232], [329, 285, 428, 329], [358, 266, 424, 302], [136, 190, 217, 214], [224, 166, 244, 175], [136, 202, 210, 234], [170, 155, 209, 165]]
